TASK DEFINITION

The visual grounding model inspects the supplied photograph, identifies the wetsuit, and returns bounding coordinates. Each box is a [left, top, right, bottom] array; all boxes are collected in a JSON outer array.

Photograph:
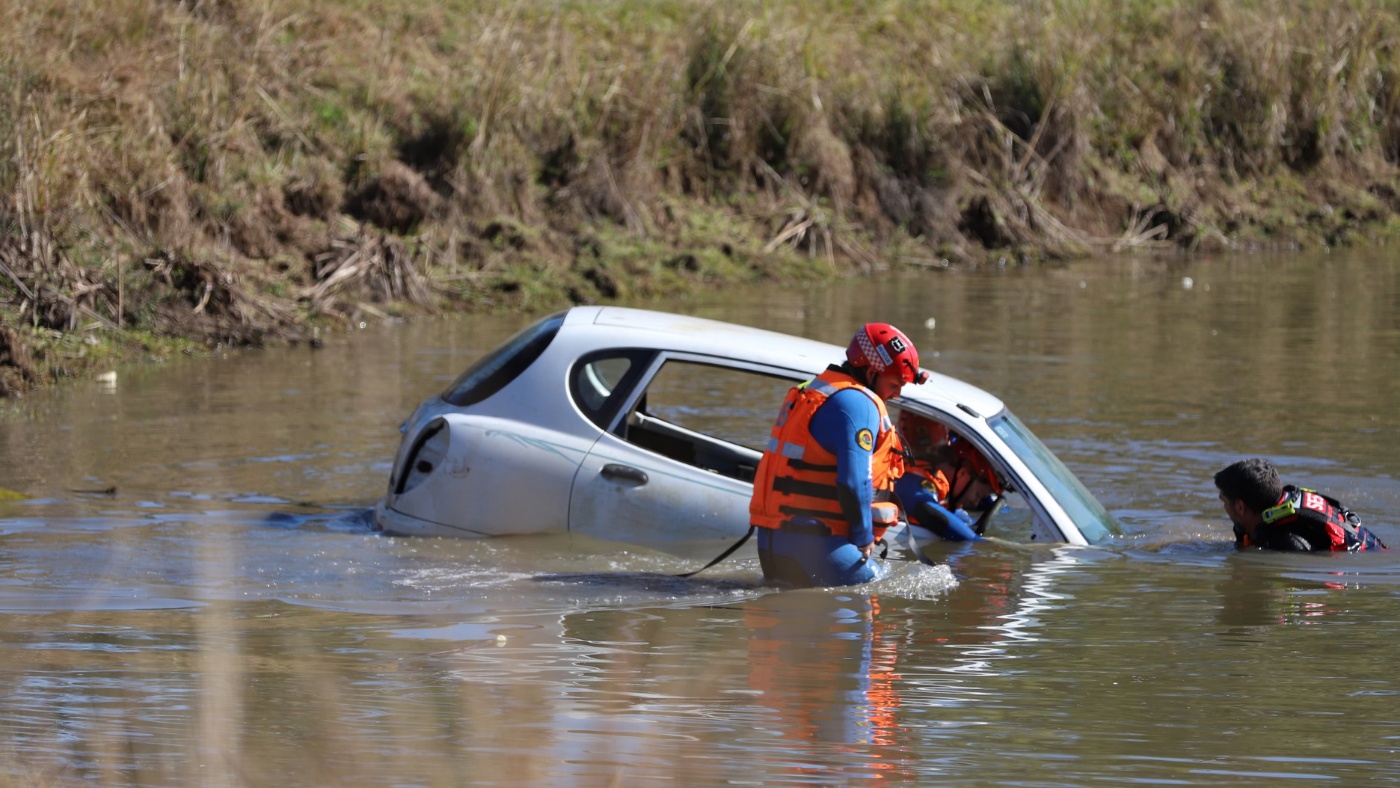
[[893, 468, 980, 542], [1237, 485, 1387, 552], [751, 368, 900, 587]]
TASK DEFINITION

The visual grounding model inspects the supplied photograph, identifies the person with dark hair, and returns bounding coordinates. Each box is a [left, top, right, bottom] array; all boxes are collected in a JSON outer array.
[[1214, 457, 1386, 552], [749, 323, 930, 587]]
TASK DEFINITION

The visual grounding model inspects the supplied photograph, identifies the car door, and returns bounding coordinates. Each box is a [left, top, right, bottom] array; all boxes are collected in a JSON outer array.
[[568, 353, 799, 558]]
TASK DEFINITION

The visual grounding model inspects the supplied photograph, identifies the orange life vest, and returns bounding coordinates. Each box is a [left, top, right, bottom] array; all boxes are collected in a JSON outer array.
[[905, 463, 951, 502], [749, 368, 905, 540]]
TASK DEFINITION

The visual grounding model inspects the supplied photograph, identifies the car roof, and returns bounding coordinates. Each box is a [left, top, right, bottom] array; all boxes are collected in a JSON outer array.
[[567, 306, 1005, 419]]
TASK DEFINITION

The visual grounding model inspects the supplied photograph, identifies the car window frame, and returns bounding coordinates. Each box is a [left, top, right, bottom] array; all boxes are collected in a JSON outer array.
[[607, 352, 808, 433], [591, 353, 808, 483], [986, 411, 1121, 543], [889, 401, 1052, 538], [569, 348, 660, 433]]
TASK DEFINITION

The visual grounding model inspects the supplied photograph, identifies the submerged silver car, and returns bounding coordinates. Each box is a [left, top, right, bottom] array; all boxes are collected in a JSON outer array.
[[373, 306, 1120, 557]]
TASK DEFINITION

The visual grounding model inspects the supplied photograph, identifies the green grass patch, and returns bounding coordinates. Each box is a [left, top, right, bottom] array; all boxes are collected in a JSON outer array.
[[0, 0, 1397, 394]]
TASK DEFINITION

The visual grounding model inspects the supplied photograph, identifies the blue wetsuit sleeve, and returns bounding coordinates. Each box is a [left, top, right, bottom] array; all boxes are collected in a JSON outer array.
[[809, 388, 880, 547], [894, 474, 980, 542]]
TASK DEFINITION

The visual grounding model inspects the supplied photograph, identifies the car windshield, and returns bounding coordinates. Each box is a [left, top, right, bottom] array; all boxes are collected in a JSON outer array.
[[989, 412, 1121, 543]]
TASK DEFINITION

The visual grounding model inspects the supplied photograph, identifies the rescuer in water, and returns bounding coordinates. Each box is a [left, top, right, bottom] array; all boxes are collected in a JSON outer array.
[[1214, 457, 1386, 552], [892, 410, 1002, 543], [749, 323, 929, 587]]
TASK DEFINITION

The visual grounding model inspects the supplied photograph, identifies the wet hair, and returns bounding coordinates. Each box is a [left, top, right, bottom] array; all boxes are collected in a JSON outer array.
[[1214, 458, 1283, 514]]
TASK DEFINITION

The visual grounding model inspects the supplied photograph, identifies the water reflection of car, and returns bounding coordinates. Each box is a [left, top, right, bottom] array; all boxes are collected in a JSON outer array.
[[373, 306, 1120, 557]]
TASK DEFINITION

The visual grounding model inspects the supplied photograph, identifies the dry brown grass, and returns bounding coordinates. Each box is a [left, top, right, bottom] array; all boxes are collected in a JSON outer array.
[[1, 0, 1399, 392]]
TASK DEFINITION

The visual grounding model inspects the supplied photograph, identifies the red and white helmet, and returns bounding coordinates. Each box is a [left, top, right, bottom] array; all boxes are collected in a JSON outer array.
[[846, 323, 929, 385], [897, 410, 949, 456]]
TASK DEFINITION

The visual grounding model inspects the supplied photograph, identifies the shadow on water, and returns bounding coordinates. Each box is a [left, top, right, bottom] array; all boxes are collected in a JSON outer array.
[[533, 570, 765, 596], [258, 506, 378, 532]]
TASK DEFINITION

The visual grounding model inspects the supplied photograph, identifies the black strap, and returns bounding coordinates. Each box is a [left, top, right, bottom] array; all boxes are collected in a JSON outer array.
[[973, 496, 1007, 536], [677, 525, 755, 578]]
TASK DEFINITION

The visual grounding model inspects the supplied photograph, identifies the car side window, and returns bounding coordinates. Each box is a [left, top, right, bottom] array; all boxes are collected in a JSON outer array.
[[576, 356, 633, 413], [571, 350, 654, 431], [635, 361, 793, 451], [620, 360, 795, 482]]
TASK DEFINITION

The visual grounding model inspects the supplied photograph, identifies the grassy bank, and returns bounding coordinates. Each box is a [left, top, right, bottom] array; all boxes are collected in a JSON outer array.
[[2, 0, 1399, 395]]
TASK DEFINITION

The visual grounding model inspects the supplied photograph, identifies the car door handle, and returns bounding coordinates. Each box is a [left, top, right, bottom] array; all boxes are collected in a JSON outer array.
[[601, 463, 648, 485]]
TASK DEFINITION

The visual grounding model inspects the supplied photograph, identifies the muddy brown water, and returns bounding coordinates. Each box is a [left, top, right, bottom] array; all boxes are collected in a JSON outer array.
[[1, 250, 1399, 785]]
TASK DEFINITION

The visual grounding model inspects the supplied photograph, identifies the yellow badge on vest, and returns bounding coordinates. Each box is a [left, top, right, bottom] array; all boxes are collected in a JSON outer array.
[[856, 428, 874, 451]]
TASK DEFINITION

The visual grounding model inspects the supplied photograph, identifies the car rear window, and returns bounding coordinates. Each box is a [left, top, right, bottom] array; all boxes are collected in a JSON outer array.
[[441, 311, 565, 407]]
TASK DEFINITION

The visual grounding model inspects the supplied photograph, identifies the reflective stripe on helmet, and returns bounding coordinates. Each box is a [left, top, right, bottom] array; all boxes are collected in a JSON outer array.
[[847, 323, 927, 385]]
